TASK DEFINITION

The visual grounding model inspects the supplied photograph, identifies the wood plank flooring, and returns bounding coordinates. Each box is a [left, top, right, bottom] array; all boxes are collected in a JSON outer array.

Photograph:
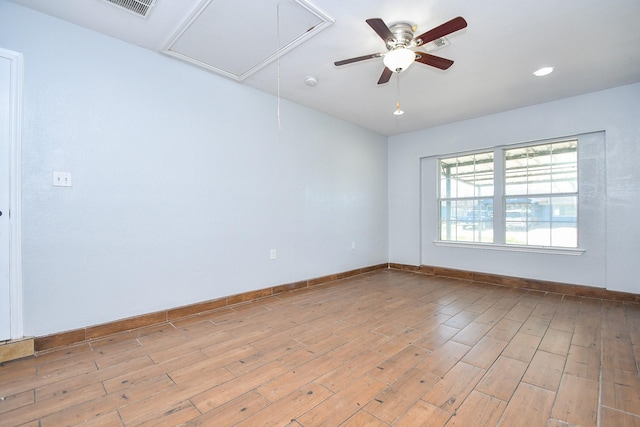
[[1, 269, 640, 426]]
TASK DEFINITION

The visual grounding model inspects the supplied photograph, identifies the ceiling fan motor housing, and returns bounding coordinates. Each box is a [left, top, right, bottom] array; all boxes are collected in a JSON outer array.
[[386, 22, 414, 50]]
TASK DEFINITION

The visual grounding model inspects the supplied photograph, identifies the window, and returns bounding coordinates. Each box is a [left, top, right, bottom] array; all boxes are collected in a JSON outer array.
[[439, 152, 494, 243], [438, 139, 578, 248], [504, 140, 578, 247]]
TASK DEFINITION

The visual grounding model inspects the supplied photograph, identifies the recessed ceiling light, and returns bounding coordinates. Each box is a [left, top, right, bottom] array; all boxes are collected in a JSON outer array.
[[533, 67, 554, 77]]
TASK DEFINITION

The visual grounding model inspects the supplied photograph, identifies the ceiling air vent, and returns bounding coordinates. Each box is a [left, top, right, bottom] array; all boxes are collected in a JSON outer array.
[[102, 0, 157, 18], [422, 36, 450, 52]]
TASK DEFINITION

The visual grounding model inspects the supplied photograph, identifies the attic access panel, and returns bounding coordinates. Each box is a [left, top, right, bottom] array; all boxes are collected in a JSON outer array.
[[163, 0, 333, 81]]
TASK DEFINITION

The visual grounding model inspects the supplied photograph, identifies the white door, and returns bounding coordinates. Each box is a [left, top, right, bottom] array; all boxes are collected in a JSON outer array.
[[0, 54, 12, 340], [0, 48, 23, 341]]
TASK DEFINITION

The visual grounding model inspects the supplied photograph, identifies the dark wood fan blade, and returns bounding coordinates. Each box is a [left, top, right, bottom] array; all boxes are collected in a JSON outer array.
[[413, 16, 467, 46], [366, 18, 396, 43], [334, 53, 382, 66], [377, 67, 393, 85], [414, 52, 454, 70]]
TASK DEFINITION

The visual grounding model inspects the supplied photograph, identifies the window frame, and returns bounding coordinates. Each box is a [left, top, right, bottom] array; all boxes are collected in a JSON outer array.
[[436, 137, 582, 253], [502, 139, 579, 248], [438, 151, 495, 244]]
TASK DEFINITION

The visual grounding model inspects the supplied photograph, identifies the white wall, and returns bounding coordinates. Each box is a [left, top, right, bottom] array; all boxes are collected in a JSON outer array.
[[0, 1, 388, 336], [2, 1, 638, 338], [389, 83, 640, 294]]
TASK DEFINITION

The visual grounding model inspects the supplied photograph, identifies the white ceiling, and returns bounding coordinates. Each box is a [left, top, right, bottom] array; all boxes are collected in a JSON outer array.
[[9, 0, 640, 136]]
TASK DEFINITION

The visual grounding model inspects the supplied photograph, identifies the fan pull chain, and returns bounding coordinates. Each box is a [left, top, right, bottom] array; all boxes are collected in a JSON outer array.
[[394, 73, 404, 116]]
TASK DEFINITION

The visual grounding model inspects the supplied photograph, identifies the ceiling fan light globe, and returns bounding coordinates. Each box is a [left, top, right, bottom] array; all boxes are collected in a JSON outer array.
[[383, 48, 415, 72]]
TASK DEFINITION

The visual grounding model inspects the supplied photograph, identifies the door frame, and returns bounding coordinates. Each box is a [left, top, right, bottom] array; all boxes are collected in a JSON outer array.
[[1, 47, 23, 339]]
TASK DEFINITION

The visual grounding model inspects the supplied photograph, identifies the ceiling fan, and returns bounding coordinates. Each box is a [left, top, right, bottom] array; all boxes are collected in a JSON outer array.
[[334, 16, 468, 84]]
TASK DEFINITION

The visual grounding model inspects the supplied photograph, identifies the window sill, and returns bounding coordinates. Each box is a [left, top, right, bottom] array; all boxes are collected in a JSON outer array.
[[433, 241, 585, 256]]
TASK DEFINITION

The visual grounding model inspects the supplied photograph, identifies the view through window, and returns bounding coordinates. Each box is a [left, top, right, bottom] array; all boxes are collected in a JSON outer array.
[[438, 139, 578, 248], [439, 152, 494, 243], [504, 140, 578, 247]]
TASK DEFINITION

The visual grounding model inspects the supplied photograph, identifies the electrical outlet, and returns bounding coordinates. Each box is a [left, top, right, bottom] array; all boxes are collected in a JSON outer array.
[[351, 241, 356, 250], [53, 171, 72, 187], [270, 249, 277, 260]]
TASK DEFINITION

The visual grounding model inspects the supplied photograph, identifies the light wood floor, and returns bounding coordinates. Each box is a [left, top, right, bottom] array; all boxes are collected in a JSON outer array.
[[1, 269, 640, 426]]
